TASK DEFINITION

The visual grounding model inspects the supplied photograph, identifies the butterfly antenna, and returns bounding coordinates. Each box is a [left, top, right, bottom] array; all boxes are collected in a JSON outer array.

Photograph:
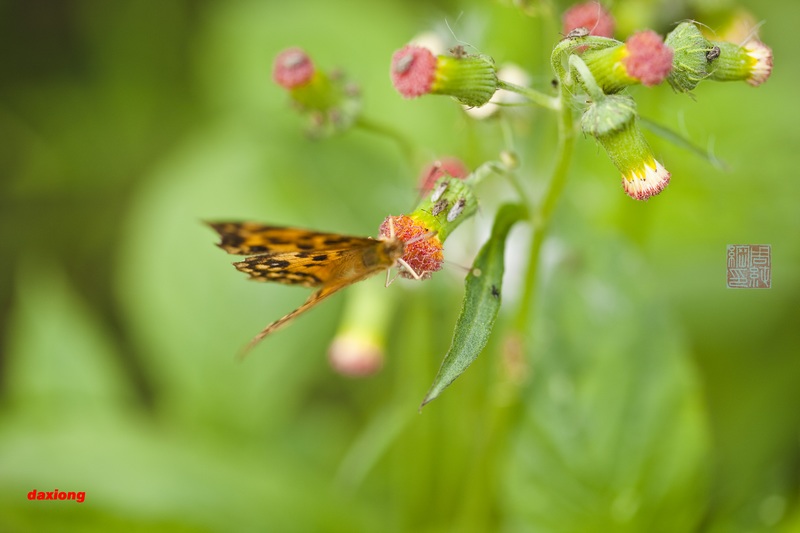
[[443, 259, 473, 274], [444, 14, 478, 53], [405, 230, 438, 245]]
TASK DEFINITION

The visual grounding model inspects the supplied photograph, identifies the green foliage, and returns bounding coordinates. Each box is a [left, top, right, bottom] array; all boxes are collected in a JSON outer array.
[[504, 218, 709, 532], [422, 203, 527, 407]]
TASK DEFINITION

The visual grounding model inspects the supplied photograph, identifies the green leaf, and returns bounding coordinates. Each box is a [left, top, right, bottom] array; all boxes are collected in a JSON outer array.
[[501, 220, 711, 533], [639, 116, 729, 171], [420, 203, 528, 409]]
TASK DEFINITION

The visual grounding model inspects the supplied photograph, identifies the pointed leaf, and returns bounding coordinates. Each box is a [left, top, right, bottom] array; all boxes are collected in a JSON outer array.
[[640, 116, 729, 171], [421, 203, 528, 408]]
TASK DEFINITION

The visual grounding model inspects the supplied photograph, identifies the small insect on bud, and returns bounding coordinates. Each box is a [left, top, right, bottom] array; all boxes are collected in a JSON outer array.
[[562, 1, 615, 39], [412, 175, 478, 241], [446, 198, 467, 222], [563, 27, 590, 40], [581, 95, 670, 200], [708, 39, 773, 87], [378, 175, 479, 279], [581, 30, 673, 93], [664, 22, 717, 93], [391, 44, 499, 107]]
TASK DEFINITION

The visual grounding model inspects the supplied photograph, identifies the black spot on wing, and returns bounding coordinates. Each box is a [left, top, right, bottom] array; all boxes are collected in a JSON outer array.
[[244, 259, 291, 270], [284, 271, 322, 284], [322, 236, 355, 245], [208, 222, 274, 255], [234, 261, 323, 286], [208, 222, 246, 248], [266, 259, 290, 269], [312, 254, 328, 261], [220, 233, 245, 247]]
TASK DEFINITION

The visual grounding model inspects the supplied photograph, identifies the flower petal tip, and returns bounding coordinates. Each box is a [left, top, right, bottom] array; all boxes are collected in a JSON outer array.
[[622, 160, 671, 200], [744, 40, 773, 87]]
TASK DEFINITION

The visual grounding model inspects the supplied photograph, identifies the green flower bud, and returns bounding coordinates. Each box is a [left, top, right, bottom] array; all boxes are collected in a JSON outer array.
[[582, 96, 671, 200], [391, 45, 499, 107], [273, 48, 361, 137], [580, 30, 673, 93], [378, 175, 478, 279], [708, 39, 773, 87], [664, 22, 716, 93]]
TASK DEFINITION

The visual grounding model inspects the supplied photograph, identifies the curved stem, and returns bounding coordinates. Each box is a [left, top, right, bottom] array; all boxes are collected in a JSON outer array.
[[497, 79, 561, 111], [515, 77, 575, 332], [550, 35, 619, 89], [354, 115, 418, 165], [568, 54, 605, 102], [499, 117, 532, 206]]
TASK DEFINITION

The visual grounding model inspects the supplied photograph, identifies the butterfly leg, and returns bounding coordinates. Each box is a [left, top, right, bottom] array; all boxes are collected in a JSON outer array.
[[396, 258, 426, 281]]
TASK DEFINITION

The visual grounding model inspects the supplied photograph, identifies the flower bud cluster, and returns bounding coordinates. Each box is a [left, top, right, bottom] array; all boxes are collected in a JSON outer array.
[[272, 47, 361, 137], [561, 7, 772, 200], [665, 21, 773, 90], [379, 165, 476, 280]]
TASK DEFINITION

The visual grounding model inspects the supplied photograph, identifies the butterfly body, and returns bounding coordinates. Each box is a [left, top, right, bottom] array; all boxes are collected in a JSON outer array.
[[208, 222, 404, 353]]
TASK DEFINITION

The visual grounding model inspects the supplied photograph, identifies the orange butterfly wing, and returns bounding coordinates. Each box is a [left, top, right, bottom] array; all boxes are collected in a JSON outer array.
[[208, 221, 404, 355]]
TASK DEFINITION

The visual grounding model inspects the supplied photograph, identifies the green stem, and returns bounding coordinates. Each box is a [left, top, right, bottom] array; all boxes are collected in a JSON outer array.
[[568, 54, 605, 102], [515, 75, 575, 332], [499, 117, 532, 206], [455, 47, 578, 533], [497, 79, 561, 111], [455, 17, 585, 531], [550, 35, 620, 87], [354, 115, 418, 165]]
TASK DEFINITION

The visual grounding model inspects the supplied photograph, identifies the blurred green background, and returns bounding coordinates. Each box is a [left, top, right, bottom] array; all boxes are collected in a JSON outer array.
[[1, 0, 799, 531]]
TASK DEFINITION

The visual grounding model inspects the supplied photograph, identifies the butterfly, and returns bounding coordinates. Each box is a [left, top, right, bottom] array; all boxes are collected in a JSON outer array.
[[208, 221, 420, 354]]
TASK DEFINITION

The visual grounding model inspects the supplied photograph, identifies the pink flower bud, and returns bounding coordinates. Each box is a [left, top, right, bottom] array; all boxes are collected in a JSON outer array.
[[418, 158, 470, 193], [562, 1, 615, 39], [622, 30, 674, 87], [272, 47, 315, 89], [390, 45, 437, 98]]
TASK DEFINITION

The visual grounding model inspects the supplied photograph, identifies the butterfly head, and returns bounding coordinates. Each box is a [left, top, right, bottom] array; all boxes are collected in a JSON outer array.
[[379, 215, 443, 280], [380, 234, 406, 264]]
